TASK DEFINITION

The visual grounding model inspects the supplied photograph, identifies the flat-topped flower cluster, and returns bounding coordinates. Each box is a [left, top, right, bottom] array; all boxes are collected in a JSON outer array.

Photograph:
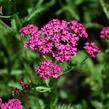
[[84, 42, 100, 58], [0, 98, 23, 109], [100, 26, 109, 39], [35, 60, 62, 80], [20, 19, 100, 80], [20, 19, 88, 62]]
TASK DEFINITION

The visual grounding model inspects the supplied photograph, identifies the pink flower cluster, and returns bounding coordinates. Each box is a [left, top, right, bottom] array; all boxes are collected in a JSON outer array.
[[20, 19, 88, 62], [35, 60, 62, 80], [20, 19, 101, 80], [0, 98, 23, 109], [19, 24, 38, 37], [84, 42, 100, 58], [100, 26, 109, 39], [41, 19, 80, 62], [68, 20, 88, 38]]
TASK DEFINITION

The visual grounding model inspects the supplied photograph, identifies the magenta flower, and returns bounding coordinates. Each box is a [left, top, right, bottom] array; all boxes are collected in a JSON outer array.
[[84, 42, 100, 58], [50, 32, 79, 62], [68, 20, 88, 38], [52, 63, 62, 78], [100, 27, 109, 39], [20, 19, 88, 62], [52, 44, 77, 62], [35, 60, 62, 80], [41, 19, 69, 38], [41, 19, 80, 62], [0, 98, 23, 109], [19, 24, 38, 37]]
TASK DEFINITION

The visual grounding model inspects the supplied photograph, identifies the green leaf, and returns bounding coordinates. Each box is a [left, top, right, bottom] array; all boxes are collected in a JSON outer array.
[[8, 82, 22, 90], [59, 90, 68, 99], [11, 69, 22, 76], [91, 100, 103, 109], [55, 104, 74, 109], [100, 0, 109, 19], [71, 51, 87, 64], [36, 86, 51, 92]]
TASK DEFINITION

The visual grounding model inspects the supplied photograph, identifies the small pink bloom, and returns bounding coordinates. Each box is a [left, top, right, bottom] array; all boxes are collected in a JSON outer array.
[[19, 24, 38, 37], [68, 20, 88, 38], [35, 60, 62, 80], [20, 19, 88, 62], [84, 42, 100, 58], [0, 98, 23, 109], [100, 27, 109, 39]]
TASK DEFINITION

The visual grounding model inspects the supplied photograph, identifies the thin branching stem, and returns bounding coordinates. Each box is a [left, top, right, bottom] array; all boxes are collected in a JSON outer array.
[[0, 15, 11, 18]]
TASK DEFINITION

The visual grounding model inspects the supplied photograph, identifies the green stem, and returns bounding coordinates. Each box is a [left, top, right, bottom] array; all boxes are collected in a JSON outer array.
[[0, 15, 11, 18], [0, 19, 12, 31], [45, 80, 50, 87], [42, 55, 47, 60], [100, 0, 109, 19], [80, 56, 89, 65], [65, 65, 74, 74]]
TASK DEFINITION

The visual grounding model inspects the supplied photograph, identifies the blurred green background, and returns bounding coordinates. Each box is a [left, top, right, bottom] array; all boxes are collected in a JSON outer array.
[[0, 0, 109, 109]]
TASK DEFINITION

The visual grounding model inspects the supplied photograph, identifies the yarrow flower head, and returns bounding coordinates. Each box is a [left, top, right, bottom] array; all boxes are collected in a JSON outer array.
[[20, 19, 88, 62], [0, 98, 23, 109], [41, 19, 69, 38], [68, 20, 88, 38], [84, 42, 100, 58], [100, 26, 109, 39], [35, 60, 62, 80], [19, 24, 38, 37], [41, 19, 80, 62]]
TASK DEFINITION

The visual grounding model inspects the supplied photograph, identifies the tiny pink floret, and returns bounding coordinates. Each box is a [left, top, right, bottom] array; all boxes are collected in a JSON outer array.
[[35, 60, 62, 80], [100, 27, 109, 39], [84, 42, 100, 58], [0, 98, 23, 109]]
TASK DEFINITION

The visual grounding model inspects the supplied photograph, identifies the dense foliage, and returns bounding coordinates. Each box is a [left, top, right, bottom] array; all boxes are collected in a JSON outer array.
[[0, 0, 109, 109]]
